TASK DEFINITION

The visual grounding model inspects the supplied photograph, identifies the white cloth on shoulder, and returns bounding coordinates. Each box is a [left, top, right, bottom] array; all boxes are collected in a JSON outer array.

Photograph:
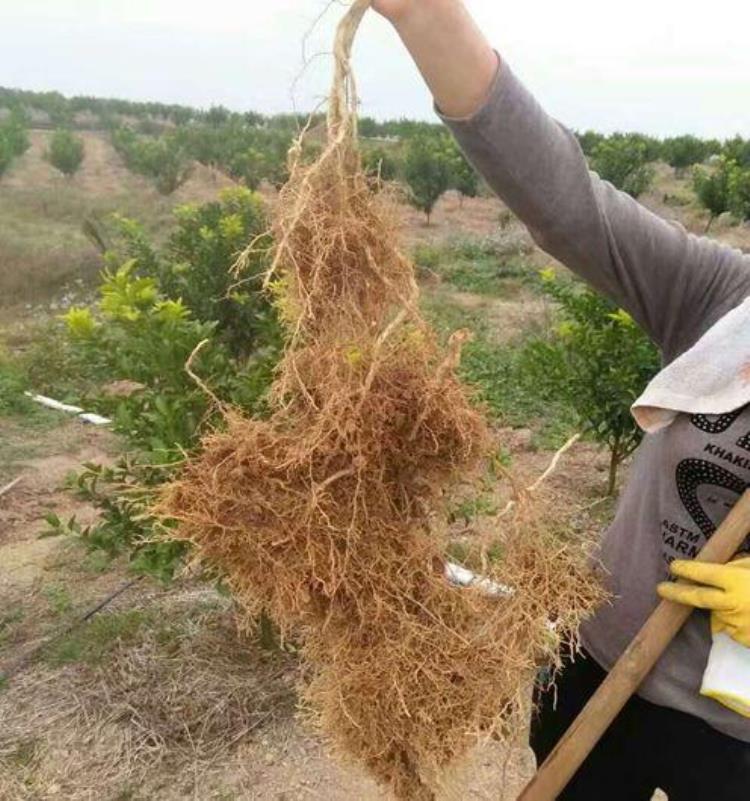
[[632, 296, 750, 434]]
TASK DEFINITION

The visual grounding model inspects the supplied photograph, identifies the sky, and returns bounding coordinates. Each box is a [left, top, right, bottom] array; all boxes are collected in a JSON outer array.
[[1, 0, 749, 138]]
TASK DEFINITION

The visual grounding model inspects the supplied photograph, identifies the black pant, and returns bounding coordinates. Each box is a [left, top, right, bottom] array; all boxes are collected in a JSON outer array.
[[530, 651, 750, 800]]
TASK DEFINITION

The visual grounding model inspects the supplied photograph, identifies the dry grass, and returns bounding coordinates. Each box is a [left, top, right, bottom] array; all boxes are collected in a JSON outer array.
[[0, 185, 152, 305], [0, 130, 239, 306], [0, 588, 296, 801]]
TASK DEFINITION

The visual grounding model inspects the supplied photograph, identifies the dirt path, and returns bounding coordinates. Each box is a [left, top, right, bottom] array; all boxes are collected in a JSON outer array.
[[0, 416, 117, 549], [237, 727, 534, 801]]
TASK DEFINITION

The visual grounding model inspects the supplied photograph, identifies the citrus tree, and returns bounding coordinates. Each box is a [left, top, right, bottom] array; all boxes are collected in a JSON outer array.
[[0, 109, 30, 175], [443, 137, 479, 204], [662, 135, 710, 174], [524, 271, 660, 495], [694, 158, 735, 231], [49, 189, 281, 580], [402, 134, 452, 224], [112, 187, 274, 356], [576, 130, 605, 157], [723, 136, 750, 168], [590, 134, 655, 198], [111, 127, 192, 194], [47, 128, 85, 176], [362, 145, 400, 183], [729, 165, 750, 222]]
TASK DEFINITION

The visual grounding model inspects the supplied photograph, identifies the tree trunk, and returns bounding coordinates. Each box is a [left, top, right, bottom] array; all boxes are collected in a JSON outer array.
[[607, 448, 621, 497], [705, 215, 715, 234]]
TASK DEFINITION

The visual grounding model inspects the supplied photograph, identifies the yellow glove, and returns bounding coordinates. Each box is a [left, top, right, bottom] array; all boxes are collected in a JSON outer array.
[[658, 557, 750, 647]]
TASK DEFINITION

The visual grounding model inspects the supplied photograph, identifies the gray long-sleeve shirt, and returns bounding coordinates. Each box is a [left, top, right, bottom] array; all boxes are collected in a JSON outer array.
[[439, 59, 750, 742]]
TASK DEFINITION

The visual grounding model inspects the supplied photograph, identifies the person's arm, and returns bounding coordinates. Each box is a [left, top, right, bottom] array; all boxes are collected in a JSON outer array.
[[374, 0, 497, 118], [375, 0, 750, 360]]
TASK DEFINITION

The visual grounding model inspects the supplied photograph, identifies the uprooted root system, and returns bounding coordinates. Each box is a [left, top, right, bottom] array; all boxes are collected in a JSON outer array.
[[158, 2, 605, 798]]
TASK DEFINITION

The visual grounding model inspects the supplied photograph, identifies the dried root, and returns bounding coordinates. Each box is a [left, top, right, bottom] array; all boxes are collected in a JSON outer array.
[[158, 2, 605, 798]]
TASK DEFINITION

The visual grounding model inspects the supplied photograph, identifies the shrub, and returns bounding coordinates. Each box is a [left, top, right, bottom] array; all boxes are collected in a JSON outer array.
[[524, 270, 660, 494], [46, 128, 85, 176], [590, 134, 655, 198]]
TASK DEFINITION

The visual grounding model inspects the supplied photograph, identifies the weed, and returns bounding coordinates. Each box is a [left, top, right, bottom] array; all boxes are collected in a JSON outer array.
[[422, 292, 579, 448], [42, 584, 73, 616], [414, 237, 534, 297], [448, 494, 499, 525], [0, 357, 34, 417], [81, 550, 113, 574], [5, 738, 39, 768], [0, 606, 24, 647], [43, 609, 153, 666], [41, 512, 89, 540]]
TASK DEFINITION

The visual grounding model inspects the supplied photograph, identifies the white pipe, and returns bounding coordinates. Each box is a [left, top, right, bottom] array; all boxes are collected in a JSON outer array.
[[445, 561, 514, 597], [25, 392, 111, 426], [25, 392, 83, 415], [445, 561, 558, 632]]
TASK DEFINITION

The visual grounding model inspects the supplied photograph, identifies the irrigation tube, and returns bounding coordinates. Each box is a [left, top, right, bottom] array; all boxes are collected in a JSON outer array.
[[444, 561, 513, 597], [25, 392, 111, 426]]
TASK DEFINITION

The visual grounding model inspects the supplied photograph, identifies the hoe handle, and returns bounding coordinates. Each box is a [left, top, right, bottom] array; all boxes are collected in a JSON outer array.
[[518, 488, 750, 801]]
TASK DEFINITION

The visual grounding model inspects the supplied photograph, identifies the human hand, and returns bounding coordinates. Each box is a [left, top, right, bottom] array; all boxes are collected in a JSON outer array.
[[658, 557, 750, 647]]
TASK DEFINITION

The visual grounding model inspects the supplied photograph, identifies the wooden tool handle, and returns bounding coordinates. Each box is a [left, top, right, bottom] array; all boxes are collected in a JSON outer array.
[[518, 488, 750, 801]]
